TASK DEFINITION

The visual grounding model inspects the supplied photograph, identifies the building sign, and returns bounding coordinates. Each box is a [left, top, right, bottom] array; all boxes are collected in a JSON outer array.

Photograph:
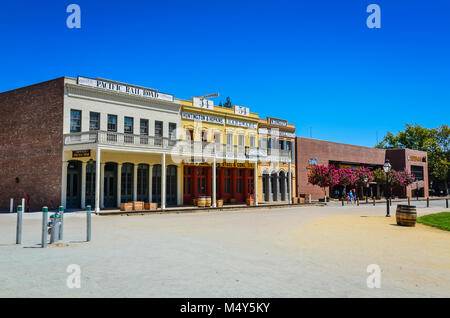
[[182, 112, 224, 124], [269, 118, 288, 127], [309, 158, 318, 166], [226, 118, 257, 129], [77, 76, 174, 102], [192, 97, 214, 109], [234, 105, 250, 116], [217, 162, 255, 169], [258, 128, 295, 138], [72, 150, 91, 158], [408, 155, 426, 162]]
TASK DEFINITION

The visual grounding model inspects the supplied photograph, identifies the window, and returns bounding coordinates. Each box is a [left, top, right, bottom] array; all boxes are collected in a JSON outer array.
[[186, 129, 193, 141], [140, 119, 149, 135], [155, 121, 163, 137], [70, 110, 81, 133], [279, 139, 285, 150], [107, 115, 117, 132], [169, 123, 176, 140], [226, 133, 233, 145], [201, 131, 208, 142], [155, 121, 163, 146], [140, 119, 149, 145], [107, 114, 117, 142], [214, 133, 221, 144], [124, 117, 134, 144], [124, 117, 134, 134], [238, 135, 244, 146], [250, 135, 255, 148], [89, 112, 100, 131], [411, 165, 424, 181]]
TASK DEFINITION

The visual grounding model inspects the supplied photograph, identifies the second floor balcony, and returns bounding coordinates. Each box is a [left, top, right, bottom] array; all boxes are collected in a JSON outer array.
[[63, 131, 294, 163]]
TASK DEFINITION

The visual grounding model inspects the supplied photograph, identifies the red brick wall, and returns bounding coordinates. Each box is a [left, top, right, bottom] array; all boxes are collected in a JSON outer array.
[[386, 148, 429, 198], [295, 137, 386, 200], [0, 78, 64, 211]]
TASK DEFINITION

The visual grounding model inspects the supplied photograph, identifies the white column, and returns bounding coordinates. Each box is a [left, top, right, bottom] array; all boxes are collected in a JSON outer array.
[[133, 164, 138, 202], [81, 161, 87, 209], [95, 149, 101, 213], [288, 162, 293, 204], [100, 162, 105, 209], [117, 163, 122, 208], [149, 165, 153, 203], [161, 153, 166, 210], [61, 161, 69, 208], [177, 165, 182, 205], [212, 157, 217, 207], [254, 161, 258, 205]]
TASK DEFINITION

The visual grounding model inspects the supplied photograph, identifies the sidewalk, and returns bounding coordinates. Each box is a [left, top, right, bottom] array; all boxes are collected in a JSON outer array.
[[97, 201, 326, 216]]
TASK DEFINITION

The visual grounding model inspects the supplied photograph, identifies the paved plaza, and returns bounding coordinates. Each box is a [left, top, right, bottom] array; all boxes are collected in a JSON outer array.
[[0, 200, 449, 297]]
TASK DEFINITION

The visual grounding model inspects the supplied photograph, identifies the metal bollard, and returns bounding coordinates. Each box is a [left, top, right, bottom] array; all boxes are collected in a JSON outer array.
[[373, 197, 376, 206], [42, 206, 48, 248], [10, 198, 14, 213], [408, 197, 410, 206], [86, 205, 92, 242], [446, 198, 449, 209], [341, 199, 344, 206], [59, 206, 64, 240], [16, 205, 23, 244], [357, 198, 360, 206], [427, 197, 429, 208]]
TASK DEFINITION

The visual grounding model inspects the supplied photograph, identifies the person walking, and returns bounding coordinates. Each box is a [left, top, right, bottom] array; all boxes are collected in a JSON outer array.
[[348, 191, 353, 204]]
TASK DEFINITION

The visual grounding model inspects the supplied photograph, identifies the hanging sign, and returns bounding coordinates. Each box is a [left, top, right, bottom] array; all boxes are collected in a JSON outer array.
[[72, 150, 91, 158]]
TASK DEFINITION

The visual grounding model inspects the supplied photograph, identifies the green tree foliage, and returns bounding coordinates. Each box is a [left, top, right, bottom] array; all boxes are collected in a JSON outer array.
[[376, 124, 449, 194]]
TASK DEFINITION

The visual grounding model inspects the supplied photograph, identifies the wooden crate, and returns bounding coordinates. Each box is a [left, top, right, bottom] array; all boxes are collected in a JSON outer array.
[[132, 201, 144, 211], [216, 199, 223, 207], [246, 199, 255, 206], [299, 197, 305, 204], [120, 203, 133, 211]]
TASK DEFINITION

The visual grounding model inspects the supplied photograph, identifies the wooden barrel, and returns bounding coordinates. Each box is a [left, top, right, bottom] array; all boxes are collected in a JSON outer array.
[[198, 197, 207, 207], [396, 204, 417, 227], [205, 197, 211, 207]]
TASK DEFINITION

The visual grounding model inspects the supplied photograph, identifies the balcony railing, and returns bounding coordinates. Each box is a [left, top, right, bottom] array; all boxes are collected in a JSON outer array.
[[63, 131, 293, 162]]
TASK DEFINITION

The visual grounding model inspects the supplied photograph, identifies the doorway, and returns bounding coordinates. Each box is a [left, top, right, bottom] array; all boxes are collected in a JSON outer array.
[[121, 163, 133, 203], [104, 162, 117, 207], [66, 160, 81, 208]]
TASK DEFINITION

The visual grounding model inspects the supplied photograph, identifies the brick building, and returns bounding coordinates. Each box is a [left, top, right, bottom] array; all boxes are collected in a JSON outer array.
[[0, 76, 295, 211], [295, 137, 428, 200]]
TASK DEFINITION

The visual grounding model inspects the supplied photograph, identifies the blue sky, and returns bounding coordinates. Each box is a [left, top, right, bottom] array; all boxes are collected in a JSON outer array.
[[1, 0, 448, 147]]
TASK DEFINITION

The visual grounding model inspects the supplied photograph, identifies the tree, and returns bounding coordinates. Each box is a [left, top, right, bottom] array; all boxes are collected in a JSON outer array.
[[307, 165, 339, 202], [376, 124, 449, 195]]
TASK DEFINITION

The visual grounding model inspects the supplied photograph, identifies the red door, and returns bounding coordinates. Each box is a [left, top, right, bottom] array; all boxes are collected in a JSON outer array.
[[222, 168, 232, 201], [183, 166, 193, 204], [197, 167, 207, 196], [234, 169, 244, 202], [247, 168, 255, 199]]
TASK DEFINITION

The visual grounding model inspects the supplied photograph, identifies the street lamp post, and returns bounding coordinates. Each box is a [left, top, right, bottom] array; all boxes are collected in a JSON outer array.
[[383, 159, 392, 217], [364, 177, 369, 204]]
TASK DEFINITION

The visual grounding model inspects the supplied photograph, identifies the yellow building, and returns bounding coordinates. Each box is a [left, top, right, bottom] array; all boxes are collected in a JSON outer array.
[[178, 97, 296, 206]]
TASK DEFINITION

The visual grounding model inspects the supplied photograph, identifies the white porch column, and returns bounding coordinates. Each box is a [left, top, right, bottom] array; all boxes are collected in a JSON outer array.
[[254, 161, 258, 206], [133, 164, 138, 202], [212, 157, 217, 207], [95, 149, 101, 213], [117, 163, 122, 208], [149, 165, 153, 203], [100, 162, 105, 209], [61, 161, 69, 208], [288, 161, 293, 204], [81, 161, 87, 209], [161, 153, 166, 210], [177, 165, 182, 205]]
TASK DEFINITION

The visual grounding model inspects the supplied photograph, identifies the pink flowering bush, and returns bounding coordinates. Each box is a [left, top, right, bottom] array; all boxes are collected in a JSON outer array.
[[308, 164, 339, 198], [390, 169, 415, 186], [355, 167, 374, 186], [337, 168, 358, 187]]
